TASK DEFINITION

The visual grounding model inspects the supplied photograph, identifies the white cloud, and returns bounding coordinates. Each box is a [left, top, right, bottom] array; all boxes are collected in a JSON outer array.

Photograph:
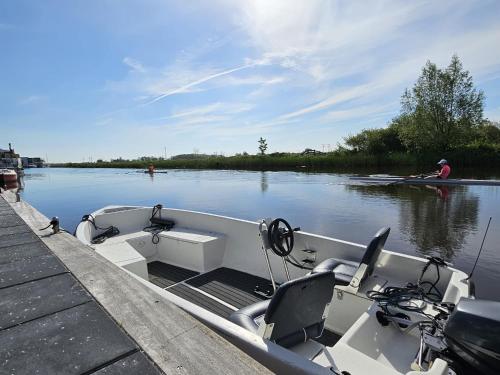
[[123, 57, 146, 73], [233, 1, 450, 80], [219, 74, 287, 87], [145, 63, 255, 105], [102, 1, 500, 149], [168, 102, 253, 119], [321, 102, 398, 123], [278, 83, 377, 120]]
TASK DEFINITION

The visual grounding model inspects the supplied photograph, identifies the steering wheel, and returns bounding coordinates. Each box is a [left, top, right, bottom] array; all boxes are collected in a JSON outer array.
[[267, 218, 297, 257]]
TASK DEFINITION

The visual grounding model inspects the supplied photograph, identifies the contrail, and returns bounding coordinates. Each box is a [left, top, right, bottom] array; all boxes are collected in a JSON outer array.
[[145, 63, 254, 105]]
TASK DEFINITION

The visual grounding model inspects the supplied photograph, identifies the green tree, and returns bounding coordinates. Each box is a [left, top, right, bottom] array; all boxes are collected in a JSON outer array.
[[474, 120, 500, 145], [258, 137, 268, 155], [344, 126, 404, 154], [399, 55, 484, 151]]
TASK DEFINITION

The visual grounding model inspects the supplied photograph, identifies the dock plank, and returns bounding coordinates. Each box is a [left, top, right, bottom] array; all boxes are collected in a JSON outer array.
[[0, 213, 25, 227], [0, 195, 165, 375], [0, 224, 32, 237], [91, 351, 161, 375], [0, 241, 50, 265], [0, 302, 137, 375], [0, 273, 92, 330], [0, 207, 15, 215], [0, 254, 67, 289], [0, 231, 40, 249]]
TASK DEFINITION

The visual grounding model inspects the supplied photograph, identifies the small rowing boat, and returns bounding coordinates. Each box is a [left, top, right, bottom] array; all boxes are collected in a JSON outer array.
[[143, 170, 168, 174], [350, 176, 500, 186]]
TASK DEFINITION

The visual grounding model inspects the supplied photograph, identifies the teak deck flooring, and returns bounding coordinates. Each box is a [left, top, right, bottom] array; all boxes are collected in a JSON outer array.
[[148, 261, 341, 346]]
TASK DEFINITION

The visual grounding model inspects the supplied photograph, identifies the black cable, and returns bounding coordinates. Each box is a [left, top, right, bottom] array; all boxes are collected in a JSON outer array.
[[367, 285, 429, 313], [417, 257, 444, 302], [91, 226, 120, 244], [367, 257, 452, 335], [284, 255, 314, 271], [81, 214, 120, 244], [143, 204, 173, 244]]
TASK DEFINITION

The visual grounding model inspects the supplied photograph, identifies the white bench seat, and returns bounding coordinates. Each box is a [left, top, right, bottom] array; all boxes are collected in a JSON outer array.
[[95, 241, 148, 280], [156, 227, 226, 272]]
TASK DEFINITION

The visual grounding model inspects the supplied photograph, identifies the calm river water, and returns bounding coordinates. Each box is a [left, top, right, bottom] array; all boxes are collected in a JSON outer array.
[[15, 168, 500, 301]]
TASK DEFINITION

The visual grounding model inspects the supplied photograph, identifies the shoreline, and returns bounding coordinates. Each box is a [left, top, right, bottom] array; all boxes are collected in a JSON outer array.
[[49, 149, 500, 172]]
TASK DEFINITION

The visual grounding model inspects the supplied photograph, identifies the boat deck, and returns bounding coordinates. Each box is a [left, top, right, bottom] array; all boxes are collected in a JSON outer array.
[[147, 261, 341, 346], [147, 262, 270, 317], [148, 261, 199, 288]]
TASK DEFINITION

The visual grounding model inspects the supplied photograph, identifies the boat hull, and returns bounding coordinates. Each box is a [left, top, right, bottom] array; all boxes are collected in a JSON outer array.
[[350, 176, 500, 186], [0, 169, 17, 184], [74, 204, 474, 375]]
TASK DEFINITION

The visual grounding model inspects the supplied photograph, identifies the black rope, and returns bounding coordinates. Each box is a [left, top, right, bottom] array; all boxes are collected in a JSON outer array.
[[81, 214, 120, 244], [143, 204, 174, 244], [143, 226, 163, 244]]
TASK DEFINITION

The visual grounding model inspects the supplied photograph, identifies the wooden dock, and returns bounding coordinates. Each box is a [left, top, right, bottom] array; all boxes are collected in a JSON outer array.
[[0, 193, 270, 374]]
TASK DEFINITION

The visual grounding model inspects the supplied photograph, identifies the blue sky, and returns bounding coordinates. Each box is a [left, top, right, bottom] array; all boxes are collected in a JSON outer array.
[[1, 1, 500, 162]]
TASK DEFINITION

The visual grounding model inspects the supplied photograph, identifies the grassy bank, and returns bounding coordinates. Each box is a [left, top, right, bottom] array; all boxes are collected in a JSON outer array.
[[55, 146, 500, 172]]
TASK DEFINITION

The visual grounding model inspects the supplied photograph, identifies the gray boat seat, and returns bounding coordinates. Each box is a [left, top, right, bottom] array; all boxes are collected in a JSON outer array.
[[312, 227, 390, 287], [229, 271, 335, 348]]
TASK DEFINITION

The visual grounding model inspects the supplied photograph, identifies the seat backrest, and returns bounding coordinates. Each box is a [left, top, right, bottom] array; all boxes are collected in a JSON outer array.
[[360, 227, 390, 277], [262, 271, 335, 347]]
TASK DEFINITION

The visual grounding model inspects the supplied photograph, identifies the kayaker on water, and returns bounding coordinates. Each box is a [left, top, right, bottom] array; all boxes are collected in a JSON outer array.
[[427, 159, 451, 179]]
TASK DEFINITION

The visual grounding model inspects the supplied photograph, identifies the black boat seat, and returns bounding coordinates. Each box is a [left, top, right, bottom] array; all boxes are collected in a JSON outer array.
[[312, 227, 390, 287], [229, 271, 335, 348], [312, 258, 359, 286]]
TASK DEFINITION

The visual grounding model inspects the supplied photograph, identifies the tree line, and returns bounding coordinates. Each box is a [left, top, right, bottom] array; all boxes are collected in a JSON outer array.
[[344, 55, 500, 156]]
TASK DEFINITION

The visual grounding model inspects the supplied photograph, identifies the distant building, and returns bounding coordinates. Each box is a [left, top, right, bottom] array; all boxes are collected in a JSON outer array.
[[301, 148, 324, 155], [21, 157, 45, 168], [0, 143, 22, 169]]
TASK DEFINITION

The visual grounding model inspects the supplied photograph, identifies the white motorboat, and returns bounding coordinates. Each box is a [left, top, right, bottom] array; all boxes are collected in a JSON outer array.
[[76, 204, 499, 375]]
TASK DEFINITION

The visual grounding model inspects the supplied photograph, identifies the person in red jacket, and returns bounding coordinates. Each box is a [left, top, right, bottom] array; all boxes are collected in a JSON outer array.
[[432, 159, 451, 179]]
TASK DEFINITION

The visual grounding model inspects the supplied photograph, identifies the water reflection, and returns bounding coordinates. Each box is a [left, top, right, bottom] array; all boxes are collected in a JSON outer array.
[[260, 172, 268, 193], [16, 168, 500, 300], [15, 176, 24, 202], [346, 184, 479, 261]]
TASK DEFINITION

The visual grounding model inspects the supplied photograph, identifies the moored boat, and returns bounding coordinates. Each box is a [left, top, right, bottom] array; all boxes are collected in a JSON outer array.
[[75, 204, 500, 375], [0, 169, 17, 184]]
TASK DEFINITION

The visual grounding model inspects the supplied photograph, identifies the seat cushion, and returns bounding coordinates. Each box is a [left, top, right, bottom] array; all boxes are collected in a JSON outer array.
[[312, 258, 359, 286], [332, 263, 358, 285], [228, 299, 270, 334]]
